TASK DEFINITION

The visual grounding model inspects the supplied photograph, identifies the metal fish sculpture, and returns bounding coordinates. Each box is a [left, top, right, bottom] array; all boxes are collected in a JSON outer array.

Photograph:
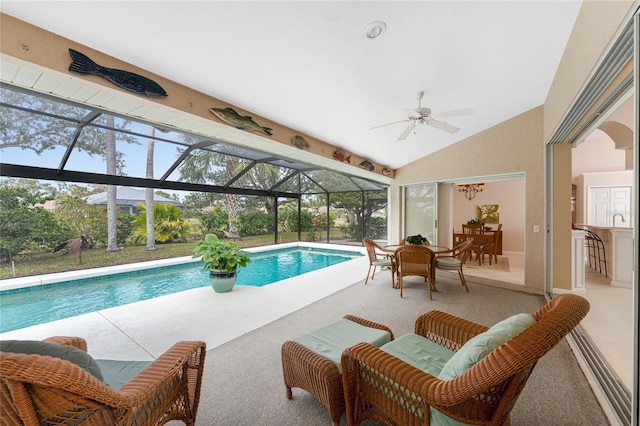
[[359, 160, 375, 171], [333, 149, 351, 164], [291, 135, 310, 150], [68, 49, 167, 98], [210, 107, 273, 135]]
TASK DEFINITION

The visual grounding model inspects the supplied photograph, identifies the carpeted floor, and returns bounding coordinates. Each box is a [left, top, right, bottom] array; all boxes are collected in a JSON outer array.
[[190, 272, 607, 425]]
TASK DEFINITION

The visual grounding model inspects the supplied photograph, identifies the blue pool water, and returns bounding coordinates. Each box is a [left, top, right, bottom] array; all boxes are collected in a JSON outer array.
[[0, 247, 361, 333]]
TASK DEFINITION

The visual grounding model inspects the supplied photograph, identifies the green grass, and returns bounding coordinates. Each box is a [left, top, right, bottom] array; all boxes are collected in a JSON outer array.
[[0, 231, 355, 280]]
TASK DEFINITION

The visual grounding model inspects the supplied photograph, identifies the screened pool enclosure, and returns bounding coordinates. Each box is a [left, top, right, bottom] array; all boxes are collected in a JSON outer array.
[[0, 85, 389, 246]]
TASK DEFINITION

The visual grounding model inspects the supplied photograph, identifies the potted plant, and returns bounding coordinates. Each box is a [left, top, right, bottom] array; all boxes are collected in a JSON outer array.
[[406, 234, 427, 245], [193, 234, 251, 293], [467, 218, 482, 225]]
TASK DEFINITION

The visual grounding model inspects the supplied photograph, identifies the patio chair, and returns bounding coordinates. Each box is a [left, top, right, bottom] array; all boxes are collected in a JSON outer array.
[[435, 239, 473, 292], [363, 239, 395, 287], [341, 294, 590, 426], [0, 336, 206, 426], [394, 245, 435, 299]]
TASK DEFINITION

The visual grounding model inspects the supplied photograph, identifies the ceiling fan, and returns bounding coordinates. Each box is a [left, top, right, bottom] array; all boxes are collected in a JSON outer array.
[[370, 91, 474, 141]]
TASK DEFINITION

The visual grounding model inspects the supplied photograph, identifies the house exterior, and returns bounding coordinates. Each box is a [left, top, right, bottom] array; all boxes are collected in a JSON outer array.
[[86, 187, 183, 214]]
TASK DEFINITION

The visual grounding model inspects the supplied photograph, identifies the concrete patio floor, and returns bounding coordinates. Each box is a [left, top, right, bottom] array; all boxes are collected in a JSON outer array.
[[0, 243, 370, 360]]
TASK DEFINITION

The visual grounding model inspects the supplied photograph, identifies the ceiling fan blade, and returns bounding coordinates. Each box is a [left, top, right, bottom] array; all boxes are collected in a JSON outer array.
[[427, 119, 460, 134], [398, 123, 416, 140], [432, 108, 475, 118], [369, 119, 410, 131]]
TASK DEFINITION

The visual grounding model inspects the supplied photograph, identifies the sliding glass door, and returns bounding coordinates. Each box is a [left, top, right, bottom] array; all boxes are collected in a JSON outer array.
[[403, 183, 437, 243]]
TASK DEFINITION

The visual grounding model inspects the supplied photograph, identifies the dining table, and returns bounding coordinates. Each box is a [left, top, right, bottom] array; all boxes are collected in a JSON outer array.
[[383, 244, 451, 293]]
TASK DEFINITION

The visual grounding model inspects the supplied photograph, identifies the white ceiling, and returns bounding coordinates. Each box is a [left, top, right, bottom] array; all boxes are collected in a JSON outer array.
[[1, 1, 582, 170]]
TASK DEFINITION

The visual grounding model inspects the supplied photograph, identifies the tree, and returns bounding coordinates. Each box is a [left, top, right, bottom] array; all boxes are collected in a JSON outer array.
[[0, 183, 72, 261], [0, 89, 130, 169], [105, 119, 119, 252], [145, 127, 157, 251], [330, 190, 388, 240]]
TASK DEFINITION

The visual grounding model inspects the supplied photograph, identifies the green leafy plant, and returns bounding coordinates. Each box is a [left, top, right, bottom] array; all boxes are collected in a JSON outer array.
[[467, 218, 482, 225], [192, 234, 250, 272], [406, 234, 427, 245]]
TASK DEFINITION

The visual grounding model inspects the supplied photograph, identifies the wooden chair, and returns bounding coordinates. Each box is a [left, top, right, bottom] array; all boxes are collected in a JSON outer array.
[[435, 239, 473, 292], [363, 239, 395, 287], [393, 245, 435, 299], [462, 223, 487, 265], [1, 336, 206, 426], [341, 294, 590, 426], [482, 223, 503, 265]]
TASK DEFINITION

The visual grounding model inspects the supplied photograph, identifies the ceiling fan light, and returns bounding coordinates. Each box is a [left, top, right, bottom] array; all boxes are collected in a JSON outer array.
[[365, 21, 386, 40]]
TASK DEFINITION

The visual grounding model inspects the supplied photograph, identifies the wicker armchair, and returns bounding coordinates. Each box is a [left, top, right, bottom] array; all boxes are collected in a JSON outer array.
[[1, 336, 206, 426], [341, 294, 590, 426], [394, 245, 435, 299]]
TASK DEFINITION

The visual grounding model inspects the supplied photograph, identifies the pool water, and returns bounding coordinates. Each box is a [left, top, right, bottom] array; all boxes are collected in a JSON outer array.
[[0, 247, 361, 332]]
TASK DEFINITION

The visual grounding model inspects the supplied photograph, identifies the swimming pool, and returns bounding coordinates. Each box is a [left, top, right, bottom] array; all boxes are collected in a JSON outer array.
[[0, 246, 362, 332]]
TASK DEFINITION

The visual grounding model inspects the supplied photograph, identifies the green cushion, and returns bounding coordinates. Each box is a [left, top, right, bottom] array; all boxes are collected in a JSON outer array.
[[95, 359, 152, 390], [293, 318, 392, 373], [379, 335, 470, 426], [0, 340, 104, 382], [438, 313, 536, 381], [380, 333, 454, 377]]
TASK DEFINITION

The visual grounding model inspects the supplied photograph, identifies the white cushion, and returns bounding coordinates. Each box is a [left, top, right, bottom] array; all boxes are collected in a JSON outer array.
[[436, 257, 461, 270]]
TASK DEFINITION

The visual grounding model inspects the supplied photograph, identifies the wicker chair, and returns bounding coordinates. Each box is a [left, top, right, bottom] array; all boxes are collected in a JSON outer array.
[[394, 244, 435, 299], [341, 294, 590, 426], [0, 336, 206, 426], [435, 239, 473, 292], [363, 239, 395, 287]]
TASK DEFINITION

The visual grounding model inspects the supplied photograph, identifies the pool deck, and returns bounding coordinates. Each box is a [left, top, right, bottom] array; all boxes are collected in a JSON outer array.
[[0, 243, 370, 360]]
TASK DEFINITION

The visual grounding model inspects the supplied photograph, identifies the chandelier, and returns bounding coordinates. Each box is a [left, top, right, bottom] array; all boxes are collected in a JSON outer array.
[[458, 183, 485, 201]]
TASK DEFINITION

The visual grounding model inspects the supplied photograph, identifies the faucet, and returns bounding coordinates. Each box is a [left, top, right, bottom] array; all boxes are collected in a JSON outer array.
[[612, 213, 626, 227]]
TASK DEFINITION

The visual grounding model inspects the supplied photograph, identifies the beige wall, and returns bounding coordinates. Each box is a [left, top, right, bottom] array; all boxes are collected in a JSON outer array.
[[451, 179, 525, 253], [392, 107, 545, 293]]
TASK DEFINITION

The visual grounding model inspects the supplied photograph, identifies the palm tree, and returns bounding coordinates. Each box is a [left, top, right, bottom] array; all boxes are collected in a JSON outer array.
[[145, 126, 157, 251], [105, 116, 119, 252]]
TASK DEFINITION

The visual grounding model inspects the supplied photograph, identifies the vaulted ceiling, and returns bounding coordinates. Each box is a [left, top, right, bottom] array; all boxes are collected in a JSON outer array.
[[1, 1, 583, 173]]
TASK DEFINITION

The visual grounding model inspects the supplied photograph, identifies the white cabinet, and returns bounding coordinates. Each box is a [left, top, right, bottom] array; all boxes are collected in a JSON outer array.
[[588, 186, 631, 226]]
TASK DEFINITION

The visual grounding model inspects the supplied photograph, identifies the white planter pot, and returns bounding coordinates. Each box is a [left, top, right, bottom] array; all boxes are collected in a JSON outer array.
[[209, 270, 237, 293]]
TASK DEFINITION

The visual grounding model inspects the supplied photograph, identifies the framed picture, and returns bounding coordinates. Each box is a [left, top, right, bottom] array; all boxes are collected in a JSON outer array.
[[477, 204, 499, 224]]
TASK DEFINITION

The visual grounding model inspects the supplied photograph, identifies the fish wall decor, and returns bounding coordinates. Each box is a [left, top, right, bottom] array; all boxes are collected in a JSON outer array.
[[332, 149, 351, 164], [359, 160, 375, 171], [291, 135, 310, 150], [210, 107, 273, 135], [68, 49, 167, 98]]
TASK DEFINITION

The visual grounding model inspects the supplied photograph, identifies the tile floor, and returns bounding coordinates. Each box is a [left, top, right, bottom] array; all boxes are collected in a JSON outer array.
[[463, 251, 632, 391]]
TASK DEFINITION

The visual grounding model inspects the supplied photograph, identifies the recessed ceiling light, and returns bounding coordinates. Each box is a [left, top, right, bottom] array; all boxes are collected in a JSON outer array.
[[365, 21, 387, 40]]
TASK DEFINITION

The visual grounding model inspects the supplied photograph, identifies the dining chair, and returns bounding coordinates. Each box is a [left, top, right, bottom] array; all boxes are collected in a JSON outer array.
[[435, 239, 473, 292], [393, 245, 434, 299], [482, 223, 503, 265], [462, 223, 487, 265], [363, 239, 395, 287]]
